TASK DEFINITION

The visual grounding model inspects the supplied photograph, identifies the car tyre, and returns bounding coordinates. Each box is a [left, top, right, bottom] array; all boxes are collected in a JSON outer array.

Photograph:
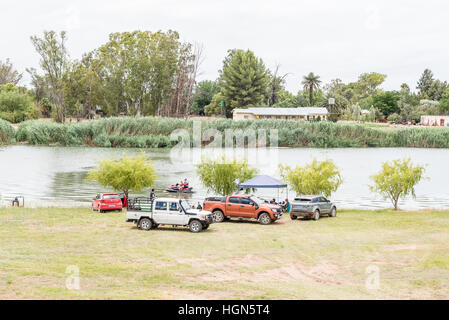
[[189, 220, 203, 233], [290, 214, 298, 220], [330, 207, 337, 218], [212, 210, 225, 223], [139, 218, 153, 231], [313, 209, 320, 221], [259, 212, 272, 225]]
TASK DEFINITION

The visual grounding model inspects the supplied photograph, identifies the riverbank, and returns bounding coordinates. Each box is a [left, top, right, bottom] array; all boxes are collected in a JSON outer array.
[[1, 117, 448, 148], [1, 207, 448, 299]]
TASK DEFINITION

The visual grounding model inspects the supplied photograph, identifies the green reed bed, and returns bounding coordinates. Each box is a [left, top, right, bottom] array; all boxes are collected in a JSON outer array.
[[0, 119, 15, 145], [13, 117, 449, 148]]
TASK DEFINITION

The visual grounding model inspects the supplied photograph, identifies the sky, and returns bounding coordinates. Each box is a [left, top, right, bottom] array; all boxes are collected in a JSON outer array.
[[1, 0, 449, 93]]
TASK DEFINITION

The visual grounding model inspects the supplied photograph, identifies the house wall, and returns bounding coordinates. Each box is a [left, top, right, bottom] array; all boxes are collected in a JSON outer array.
[[421, 115, 449, 126], [233, 113, 257, 120], [233, 112, 328, 121]]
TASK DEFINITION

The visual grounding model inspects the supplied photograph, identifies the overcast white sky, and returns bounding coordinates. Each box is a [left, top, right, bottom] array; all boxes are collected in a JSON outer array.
[[1, 0, 449, 93]]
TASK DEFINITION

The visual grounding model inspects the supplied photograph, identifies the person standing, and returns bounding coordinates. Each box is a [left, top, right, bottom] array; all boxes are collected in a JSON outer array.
[[150, 189, 156, 201]]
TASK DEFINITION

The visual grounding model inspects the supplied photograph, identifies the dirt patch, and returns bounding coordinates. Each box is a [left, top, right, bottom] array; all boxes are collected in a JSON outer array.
[[196, 255, 344, 285]]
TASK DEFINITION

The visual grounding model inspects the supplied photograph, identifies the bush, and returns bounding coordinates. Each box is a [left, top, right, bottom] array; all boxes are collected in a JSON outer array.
[[0, 118, 15, 144], [0, 85, 40, 123]]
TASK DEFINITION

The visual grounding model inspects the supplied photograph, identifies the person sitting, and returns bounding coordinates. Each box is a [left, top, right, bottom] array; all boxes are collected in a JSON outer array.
[[270, 198, 276, 204], [12, 196, 20, 207], [282, 199, 290, 213], [183, 178, 189, 188]]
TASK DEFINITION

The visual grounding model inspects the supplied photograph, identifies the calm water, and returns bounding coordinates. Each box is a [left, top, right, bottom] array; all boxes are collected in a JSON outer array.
[[0, 145, 448, 210]]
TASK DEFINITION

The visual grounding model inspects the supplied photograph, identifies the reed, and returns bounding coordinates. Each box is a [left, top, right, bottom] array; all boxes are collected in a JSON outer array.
[[13, 117, 449, 148], [0, 119, 15, 145]]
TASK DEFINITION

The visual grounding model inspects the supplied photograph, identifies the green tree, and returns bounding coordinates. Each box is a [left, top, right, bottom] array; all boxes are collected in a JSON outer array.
[[196, 155, 258, 195], [266, 65, 288, 106], [370, 158, 425, 210], [417, 69, 435, 98], [0, 84, 40, 123], [439, 88, 449, 114], [279, 159, 343, 198], [427, 80, 448, 101], [86, 153, 157, 198], [220, 49, 269, 117], [355, 72, 387, 99], [371, 91, 400, 117], [301, 72, 321, 106], [63, 53, 104, 119], [30, 31, 70, 123], [0, 59, 22, 85], [191, 80, 219, 115]]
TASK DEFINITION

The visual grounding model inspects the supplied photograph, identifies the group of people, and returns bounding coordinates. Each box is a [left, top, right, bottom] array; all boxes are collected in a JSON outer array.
[[265, 198, 291, 213], [175, 178, 189, 190]]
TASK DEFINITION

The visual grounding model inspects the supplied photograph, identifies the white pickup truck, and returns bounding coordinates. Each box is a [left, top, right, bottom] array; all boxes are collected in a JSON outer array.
[[126, 197, 214, 233]]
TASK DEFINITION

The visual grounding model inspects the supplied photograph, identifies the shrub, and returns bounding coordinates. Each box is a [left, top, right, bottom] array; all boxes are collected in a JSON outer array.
[[0, 118, 15, 144]]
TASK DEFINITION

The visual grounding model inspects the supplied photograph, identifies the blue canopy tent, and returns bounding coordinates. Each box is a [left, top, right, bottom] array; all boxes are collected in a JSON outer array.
[[238, 175, 289, 205]]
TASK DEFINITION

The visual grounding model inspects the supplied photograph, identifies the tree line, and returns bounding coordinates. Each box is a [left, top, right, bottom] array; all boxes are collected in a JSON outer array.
[[1, 29, 449, 123]]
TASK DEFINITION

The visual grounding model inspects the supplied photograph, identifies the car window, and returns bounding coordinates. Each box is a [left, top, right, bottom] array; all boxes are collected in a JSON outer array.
[[155, 201, 167, 210], [312, 198, 320, 203], [169, 202, 178, 211], [295, 198, 311, 202], [240, 198, 251, 205], [320, 197, 328, 203], [103, 194, 120, 199], [229, 197, 241, 204]]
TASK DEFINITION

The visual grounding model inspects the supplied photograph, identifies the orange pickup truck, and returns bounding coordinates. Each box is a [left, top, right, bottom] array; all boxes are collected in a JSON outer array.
[[203, 195, 283, 225]]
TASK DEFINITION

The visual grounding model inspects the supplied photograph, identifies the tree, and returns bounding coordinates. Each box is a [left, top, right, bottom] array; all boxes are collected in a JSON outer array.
[[86, 153, 157, 198], [30, 31, 70, 123], [63, 52, 103, 119], [356, 72, 387, 99], [196, 155, 258, 196], [0, 59, 22, 85], [417, 69, 435, 98], [220, 49, 269, 116], [266, 64, 289, 106], [279, 159, 343, 198], [370, 158, 425, 210], [427, 80, 448, 101], [400, 83, 410, 93], [439, 88, 449, 114], [0, 84, 40, 123], [301, 72, 321, 106], [191, 80, 219, 115], [371, 91, 400, 117]]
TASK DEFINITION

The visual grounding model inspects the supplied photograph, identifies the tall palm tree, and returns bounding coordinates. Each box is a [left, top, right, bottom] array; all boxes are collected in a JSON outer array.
[[302, 72, 321, 106]]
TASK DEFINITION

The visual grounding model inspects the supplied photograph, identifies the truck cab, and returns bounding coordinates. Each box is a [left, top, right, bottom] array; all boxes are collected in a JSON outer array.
[[126, 197, 213, 233]]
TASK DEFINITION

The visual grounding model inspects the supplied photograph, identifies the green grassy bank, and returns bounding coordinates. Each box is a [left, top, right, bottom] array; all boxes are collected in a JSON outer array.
[[1, 207, 448, 299], [1, 117, 449, 148]]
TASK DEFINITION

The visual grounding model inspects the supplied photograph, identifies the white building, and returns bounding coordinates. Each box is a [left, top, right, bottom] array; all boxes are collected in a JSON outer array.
[[233, 107, 329, 121], [421, 115, 449, 127]]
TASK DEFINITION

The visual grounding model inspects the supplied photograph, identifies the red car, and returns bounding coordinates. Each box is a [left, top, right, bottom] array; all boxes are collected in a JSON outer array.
[[92, 193, 123, 213]]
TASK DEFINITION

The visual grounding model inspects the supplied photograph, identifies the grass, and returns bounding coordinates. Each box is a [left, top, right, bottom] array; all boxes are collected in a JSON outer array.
[[10, 117, 449, 148], [0, 207, 448, 299], [0, 119, 15, 145]]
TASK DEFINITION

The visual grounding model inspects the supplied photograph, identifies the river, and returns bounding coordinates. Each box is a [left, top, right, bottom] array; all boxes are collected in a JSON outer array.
[[0, 145, 448, 210]]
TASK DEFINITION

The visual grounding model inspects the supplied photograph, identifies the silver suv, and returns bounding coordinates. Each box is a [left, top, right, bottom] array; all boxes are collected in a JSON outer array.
[[290, 196, 337, 221]]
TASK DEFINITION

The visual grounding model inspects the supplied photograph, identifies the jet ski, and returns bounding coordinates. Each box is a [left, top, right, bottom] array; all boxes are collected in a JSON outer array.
[[166, 184, 194, 193]]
